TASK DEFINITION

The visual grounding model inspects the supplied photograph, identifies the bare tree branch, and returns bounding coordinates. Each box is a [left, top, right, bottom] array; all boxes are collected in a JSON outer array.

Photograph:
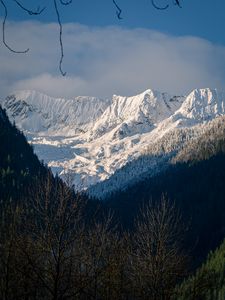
[[151, 0, 181, 10], [53, 0, 67, 76], [0, 0, 182, 76], [174, 0, 182, 8], [14, 0, 46, 16], [0, 0, 29, 53], [60, 0, 73, 5], [151, 0, 169, 10], [112, 0, 123, 20]]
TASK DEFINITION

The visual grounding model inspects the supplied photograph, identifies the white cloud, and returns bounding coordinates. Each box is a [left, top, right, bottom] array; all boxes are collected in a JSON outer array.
[[0, 20, 225, 98]]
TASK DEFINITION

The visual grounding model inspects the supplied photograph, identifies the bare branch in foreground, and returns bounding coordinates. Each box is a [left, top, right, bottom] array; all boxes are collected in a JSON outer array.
[[0, 0, 29, 53]]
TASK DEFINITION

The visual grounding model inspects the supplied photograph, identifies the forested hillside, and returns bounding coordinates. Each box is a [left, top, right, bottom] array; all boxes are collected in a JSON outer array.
[[0, 106, 47, 207], [106, 118, 225, 265], [174, 239, 225, 300], [174, 115, 225, 163], [89, 115, 225, 198]]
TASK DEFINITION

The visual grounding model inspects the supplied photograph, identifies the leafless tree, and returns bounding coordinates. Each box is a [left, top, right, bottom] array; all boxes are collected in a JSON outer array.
[[0, 202, 32, 300], [0, 204, 18, 300], [130, 196, 187, 300], [0, 170, 189, 299], [13, 172, 87, 300], [79, 214, 130, 300]]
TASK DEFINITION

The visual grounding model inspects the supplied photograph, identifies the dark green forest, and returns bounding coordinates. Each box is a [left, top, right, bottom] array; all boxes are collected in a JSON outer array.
[[174, 239, 225, 300]]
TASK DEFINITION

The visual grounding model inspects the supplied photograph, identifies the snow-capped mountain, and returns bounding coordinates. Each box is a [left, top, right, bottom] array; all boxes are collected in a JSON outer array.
[[88, 90, 184, 140], [1, 88, 224, 197], [177, 88, 225, 120], [3, 90, 110, 135]]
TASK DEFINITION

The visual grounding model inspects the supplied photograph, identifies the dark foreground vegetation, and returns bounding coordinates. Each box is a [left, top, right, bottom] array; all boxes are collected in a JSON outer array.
[[106, 117, 225, 268], [0, 106, 225, 299]]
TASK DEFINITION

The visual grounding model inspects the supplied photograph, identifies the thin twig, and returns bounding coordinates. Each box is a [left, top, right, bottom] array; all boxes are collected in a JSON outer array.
[[60, 0, 72, 5], [151, 0, 169, 10], [174, 0, 182, 8], [112, 0, 122, 20], [53, 0, 66, 76], [0, 0, 29, 53], [14, 0, 46, 15]]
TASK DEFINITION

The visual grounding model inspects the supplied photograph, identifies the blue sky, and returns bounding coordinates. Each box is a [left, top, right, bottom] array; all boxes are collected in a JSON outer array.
[[0, 0, 225, 98], [5, 0, 225, 45]]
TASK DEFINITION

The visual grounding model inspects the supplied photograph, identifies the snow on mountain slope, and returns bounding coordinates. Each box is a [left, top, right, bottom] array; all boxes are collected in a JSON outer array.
[[1, 88, 224, 197], [152, 88, 225, 137], [178, 88, 225, 120], [163, 88, 225, 130], [88, 117, 223, 199], [1, 90, 110, 135], [88, 89, 184, 140]]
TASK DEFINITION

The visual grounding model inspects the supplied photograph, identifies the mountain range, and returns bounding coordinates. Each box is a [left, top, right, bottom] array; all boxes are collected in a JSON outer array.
[[1, 87, 225, 198]]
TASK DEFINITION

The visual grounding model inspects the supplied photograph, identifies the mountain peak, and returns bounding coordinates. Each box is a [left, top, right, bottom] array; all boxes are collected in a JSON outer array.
[[89, 88, 183, 140], [176, 88, 225, 121], [189, 88, 220, 100], [0, 90, 110, 135], [2, 87, 224, 195]]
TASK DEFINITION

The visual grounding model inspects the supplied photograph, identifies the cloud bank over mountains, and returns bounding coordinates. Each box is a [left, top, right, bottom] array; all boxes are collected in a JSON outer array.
[[0, 20, 225, 98]]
